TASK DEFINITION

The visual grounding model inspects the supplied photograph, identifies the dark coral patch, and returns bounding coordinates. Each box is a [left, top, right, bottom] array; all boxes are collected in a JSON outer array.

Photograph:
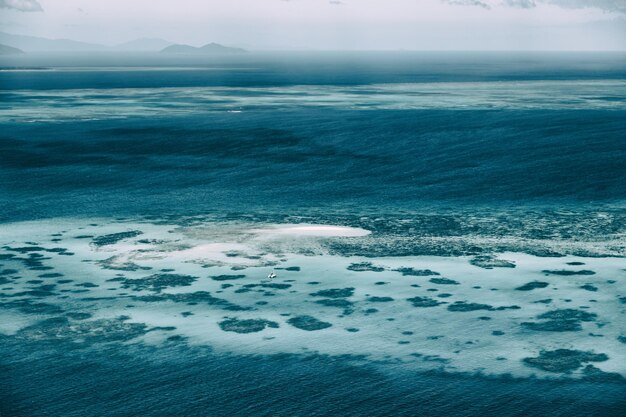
[[368, 296, 394, 302], [521, 309, 596, 332], [287, 315, 332, 331], [311, 288, 354, 298], [219, 318, 278, 333], [470, 256, 515, 269], [523, 349, 608, 373], [347, 262, 385, 272], [121, 274, 197, 292], [542, 270, 595, 276], [38, 273, 64, 278], [315, 299, 353, 308], [393, 268, 439, 276], [92, 231, 143, 247], [211, 275, 246, 281], [17, 317, 148, 344], [429, 278, 459, 285], [261, 283, 291, 290], [283, 266, 301, 271], [516, 281, 549, 291], [133, 291, 249, 311], [447, 301, 493, 312], [407, 296, 443, 308]]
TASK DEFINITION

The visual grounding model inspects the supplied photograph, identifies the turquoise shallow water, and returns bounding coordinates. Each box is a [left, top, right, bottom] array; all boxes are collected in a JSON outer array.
[[0, 216, 625, 416], [0, 52, 625, 416]]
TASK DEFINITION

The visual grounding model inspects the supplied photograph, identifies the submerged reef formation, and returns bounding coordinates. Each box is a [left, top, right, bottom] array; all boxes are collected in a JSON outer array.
[[347, 262, 385, 272], [0, 216, 624, 381], [211, 275, 246, 281], [121, 273, 198, 292], [287, 315, 332, 331], [470, 256, 516, 269], [219, 318, 279, 333], [393, 268, 440, 276], [521, 309, 597, 332], [516, 281, 549, 291], [523, 349, 608, 373], [542, 270, 596, 276], [310, 288, 354, 298], [429, 278, 459, 285], [17, 316, 148, 344], [407, 296, 444, 308], [92, 231, 143, 247], [447, 301, 494, 312]]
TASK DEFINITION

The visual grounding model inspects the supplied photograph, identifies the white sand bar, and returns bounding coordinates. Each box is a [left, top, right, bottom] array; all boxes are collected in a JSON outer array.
[[249, 224, 371, 237]]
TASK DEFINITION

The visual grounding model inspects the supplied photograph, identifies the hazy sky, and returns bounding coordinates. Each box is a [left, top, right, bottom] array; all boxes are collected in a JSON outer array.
[[1, 0, 625, 50]]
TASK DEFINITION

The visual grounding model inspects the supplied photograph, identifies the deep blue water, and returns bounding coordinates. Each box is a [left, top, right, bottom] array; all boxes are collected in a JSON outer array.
[[0, 52, 625, 416], [0, 53, 625, 223], [2, 338, 625, 417], [0, 108, 625, 224], [1, 52, 626, 89]]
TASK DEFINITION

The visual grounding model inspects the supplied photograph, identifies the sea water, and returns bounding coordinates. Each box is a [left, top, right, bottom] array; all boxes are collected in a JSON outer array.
[[0, 52, 625, 416]]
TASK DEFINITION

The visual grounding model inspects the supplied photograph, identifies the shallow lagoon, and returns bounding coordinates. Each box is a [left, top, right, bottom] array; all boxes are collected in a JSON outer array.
[[1, 217, 623, 384]]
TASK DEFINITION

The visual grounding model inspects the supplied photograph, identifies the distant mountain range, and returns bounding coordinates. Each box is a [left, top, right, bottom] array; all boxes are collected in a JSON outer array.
[[160, 43, 246, 54], [114, 38, 173, 52], [0, 43, 24, 55], [0, 32, 107, 52], [0, 32, 247, 54]]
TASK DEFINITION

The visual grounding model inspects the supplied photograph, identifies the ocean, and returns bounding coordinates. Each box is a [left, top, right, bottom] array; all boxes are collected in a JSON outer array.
[[0, 52, 625, 416]]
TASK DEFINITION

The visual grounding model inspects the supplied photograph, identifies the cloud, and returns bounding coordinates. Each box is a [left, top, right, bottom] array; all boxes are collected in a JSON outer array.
[[503, 0, 536, 8], [545, 0, 626, 13], [0, 0, 43, 12], [444, 0, 491, 9], [442, 0, 626, 13]]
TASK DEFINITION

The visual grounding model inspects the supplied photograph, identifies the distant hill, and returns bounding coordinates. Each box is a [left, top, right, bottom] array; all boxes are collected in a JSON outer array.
[[161, 42, 246, 54], [0, 43, 24, 55], [0, 32, 106, 52], [0, 33, 247, 54], [200, 43, 246, 53], [114, 38, 172, 51], [160, 44, 200, 54]]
